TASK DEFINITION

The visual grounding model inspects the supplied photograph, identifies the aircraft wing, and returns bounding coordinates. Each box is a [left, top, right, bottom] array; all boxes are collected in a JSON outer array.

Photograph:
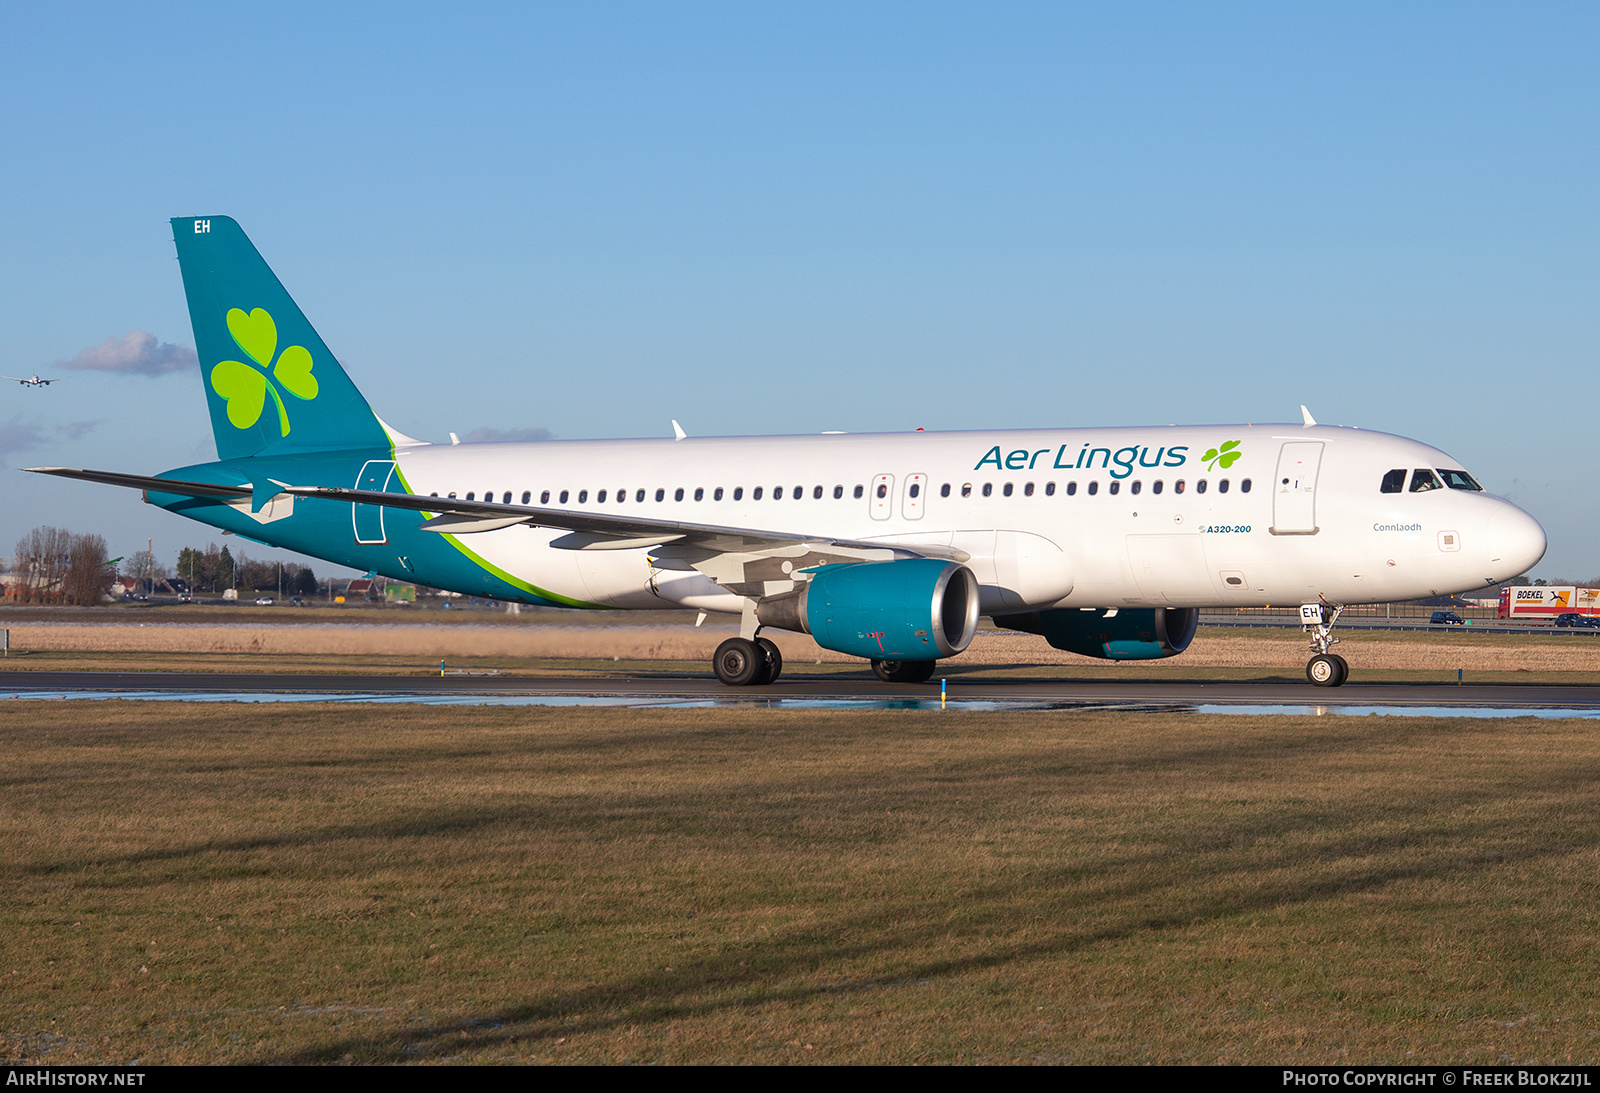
[[283, 483, 967, 562], [25, 467, 966, 597], [287, 484, 970, 596]]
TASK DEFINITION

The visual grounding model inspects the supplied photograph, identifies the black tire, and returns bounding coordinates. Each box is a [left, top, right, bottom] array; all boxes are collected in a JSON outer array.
[[1330, 654, 1349, 686], [1307, 654, 1342, 687], [872, 658, 938, 684], [755, 637, 783, 685], [748, 655, 773, 686], [713, 637, 763, 686]]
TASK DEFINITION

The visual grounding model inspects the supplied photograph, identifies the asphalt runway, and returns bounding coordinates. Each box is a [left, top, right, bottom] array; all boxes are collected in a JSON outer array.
[[6, 669, 1600, 711]]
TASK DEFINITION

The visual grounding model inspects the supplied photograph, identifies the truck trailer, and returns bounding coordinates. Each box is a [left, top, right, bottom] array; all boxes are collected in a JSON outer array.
[[1497, 586, 1600, 619]]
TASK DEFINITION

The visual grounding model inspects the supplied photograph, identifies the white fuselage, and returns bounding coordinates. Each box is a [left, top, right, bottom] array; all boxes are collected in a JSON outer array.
[[384, 423, 1546, 616]]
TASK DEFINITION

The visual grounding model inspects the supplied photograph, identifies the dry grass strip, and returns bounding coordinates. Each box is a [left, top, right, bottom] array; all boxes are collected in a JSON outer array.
[[6, 623, 1600, 675], [1, 701, 1597, 1064]]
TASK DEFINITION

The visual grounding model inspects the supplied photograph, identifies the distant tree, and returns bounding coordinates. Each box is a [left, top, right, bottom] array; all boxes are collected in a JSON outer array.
[[236, 554, 282, 594], [202, 543, 222, 592], [123, 549, 170, 592], [12, 527, 71, 603], [216, 546, 236, 590], [12, 527, 112, 605], [62, 534, 113, 605], [177, 546, 207, 592]]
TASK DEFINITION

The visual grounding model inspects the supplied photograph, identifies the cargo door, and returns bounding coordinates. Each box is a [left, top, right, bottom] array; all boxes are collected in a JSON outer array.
[[1270, 442, 1323, 535], [1126, 534, 1218, 605]]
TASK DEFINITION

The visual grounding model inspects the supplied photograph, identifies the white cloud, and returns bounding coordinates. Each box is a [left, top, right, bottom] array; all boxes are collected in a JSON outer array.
[[0, 416, 48, 457], [0, 415, 98, 466], [60, 331, 197, 376]]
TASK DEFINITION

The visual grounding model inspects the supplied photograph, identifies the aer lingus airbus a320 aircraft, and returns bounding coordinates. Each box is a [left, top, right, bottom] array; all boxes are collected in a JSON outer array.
[[31, 216, 1547, 687]]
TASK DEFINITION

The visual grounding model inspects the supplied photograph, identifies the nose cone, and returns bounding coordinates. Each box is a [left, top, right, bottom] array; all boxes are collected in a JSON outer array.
[[1486, 503, 1547, 579]]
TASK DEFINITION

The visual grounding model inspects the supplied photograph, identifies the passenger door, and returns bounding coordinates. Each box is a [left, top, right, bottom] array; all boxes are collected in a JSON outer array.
[[1270, 442, 1323, 535]]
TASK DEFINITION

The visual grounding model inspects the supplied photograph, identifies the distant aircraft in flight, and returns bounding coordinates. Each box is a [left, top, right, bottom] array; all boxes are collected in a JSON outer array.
[[4, 374, 59, 387]]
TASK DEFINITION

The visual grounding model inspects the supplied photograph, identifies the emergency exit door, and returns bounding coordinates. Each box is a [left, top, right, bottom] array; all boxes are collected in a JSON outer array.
[[869, 474, 894, 520]]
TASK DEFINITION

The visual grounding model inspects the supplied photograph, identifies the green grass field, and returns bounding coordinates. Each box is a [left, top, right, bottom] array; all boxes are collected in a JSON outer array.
[[2, 700, 1597, 1064]]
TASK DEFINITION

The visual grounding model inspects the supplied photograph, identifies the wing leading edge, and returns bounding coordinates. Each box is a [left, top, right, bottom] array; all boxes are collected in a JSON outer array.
[[25, 467, 969, 600]]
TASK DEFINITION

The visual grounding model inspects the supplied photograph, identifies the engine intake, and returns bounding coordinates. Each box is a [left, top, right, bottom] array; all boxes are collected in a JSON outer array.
[[757, 559, 980, 661]]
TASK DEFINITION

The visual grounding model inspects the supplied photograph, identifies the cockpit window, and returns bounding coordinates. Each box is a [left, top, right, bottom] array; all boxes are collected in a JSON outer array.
[[1380, 469, 1406, 494], [1409, 469, 1443, 493], [1436, 468, 1483, 491]]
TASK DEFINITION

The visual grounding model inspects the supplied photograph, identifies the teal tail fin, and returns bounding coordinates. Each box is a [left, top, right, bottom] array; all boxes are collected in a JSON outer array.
[[171, 216, 390, 461]]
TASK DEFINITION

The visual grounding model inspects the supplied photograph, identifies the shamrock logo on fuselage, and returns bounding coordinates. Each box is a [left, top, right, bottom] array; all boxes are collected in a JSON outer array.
[[209, 308, 319, 436], [1202, 440, 1242, 471]]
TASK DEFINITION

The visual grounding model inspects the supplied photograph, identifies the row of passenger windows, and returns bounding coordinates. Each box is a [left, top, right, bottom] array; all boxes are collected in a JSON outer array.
[[944, 478, 1248, 498], [1379, 468, 1484, 494], [430, 478, 1251, 505], [434, 485, 871, 504], [437, 467, 1478, 506]]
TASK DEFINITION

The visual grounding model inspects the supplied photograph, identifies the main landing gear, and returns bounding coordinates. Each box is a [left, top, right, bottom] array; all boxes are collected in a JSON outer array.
[[712, 636, 783, 686], [709, 638, 939, 687], [1300, 601, 1348, 687], [871, 659, 937, 684]]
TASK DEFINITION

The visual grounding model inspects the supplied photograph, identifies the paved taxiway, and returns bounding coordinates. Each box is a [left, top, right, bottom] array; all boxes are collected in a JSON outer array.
[[5, 670, 1600, 710]]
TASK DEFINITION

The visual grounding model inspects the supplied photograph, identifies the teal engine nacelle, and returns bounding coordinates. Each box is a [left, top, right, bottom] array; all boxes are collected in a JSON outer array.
[[994, 607, 1198, 660], [756, 559, 981, 661]]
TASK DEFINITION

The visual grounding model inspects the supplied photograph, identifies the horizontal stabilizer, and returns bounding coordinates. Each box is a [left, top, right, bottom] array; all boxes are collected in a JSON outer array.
[[26, 467, 249, 500]]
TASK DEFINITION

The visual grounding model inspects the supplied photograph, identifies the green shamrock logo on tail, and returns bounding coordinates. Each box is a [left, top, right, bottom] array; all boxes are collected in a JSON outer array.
[[210, 308, 319, 436], [1202, 440, 1242, 471]]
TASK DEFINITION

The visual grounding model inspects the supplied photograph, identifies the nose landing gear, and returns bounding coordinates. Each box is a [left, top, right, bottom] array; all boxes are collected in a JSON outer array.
[[1306, 652, 1348, 687], [1300, 601, 1349, 687]]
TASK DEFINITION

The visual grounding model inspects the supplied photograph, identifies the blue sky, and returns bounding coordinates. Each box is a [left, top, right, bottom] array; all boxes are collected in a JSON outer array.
[[3, 3, 1597, 578]]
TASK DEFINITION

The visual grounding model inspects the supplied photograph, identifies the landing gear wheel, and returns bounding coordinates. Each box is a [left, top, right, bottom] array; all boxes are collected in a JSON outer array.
[[1301, 601, 1347, 687], [1307, 653, 1347, 687], [755, 637, 783, 685], [713, 637, 763, 686], [871, 659, 938, 684]]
